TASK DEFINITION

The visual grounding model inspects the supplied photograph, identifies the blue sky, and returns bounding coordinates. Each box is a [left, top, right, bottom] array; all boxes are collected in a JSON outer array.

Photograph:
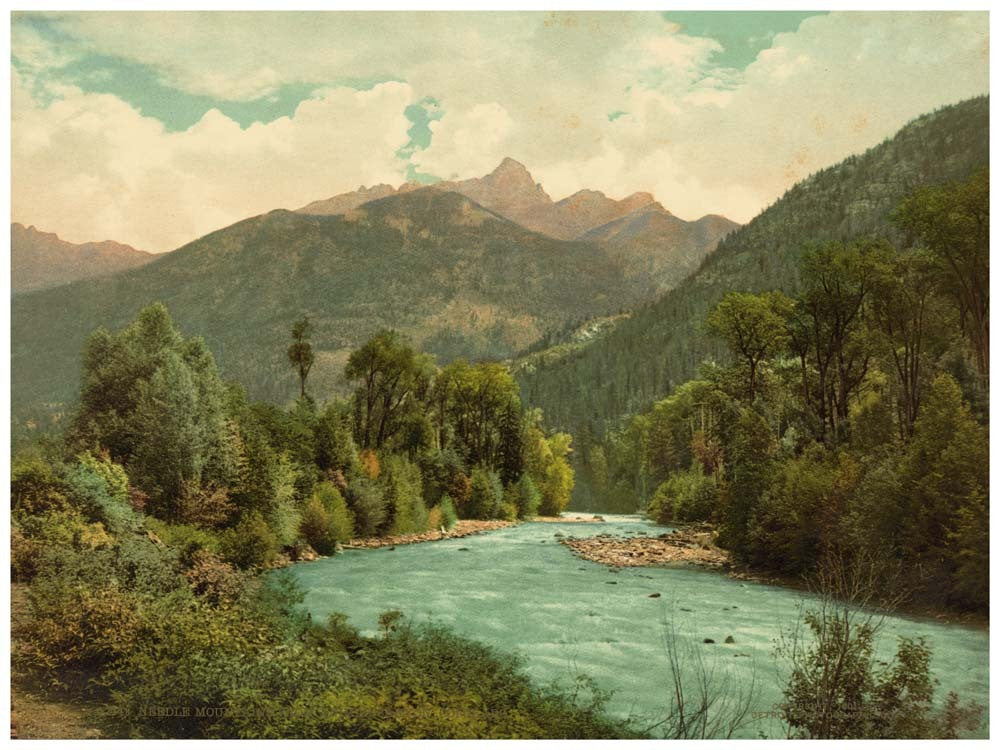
[[11, 11, 988, 252]]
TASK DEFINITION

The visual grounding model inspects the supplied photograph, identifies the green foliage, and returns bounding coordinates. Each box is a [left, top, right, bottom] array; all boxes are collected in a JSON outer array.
[[314, 400, 358, 475], [747, 448, 858, 575], [380, 455, 429, 535], [346, 330, 434, 450], [64, 453, 139, 535], [465, 468, 503, 520], [70, 304, 231, 514], [438, 495, 458, 530], [525, 427, 574, 516], [646, 466, 717, 525], [781, 609, 982, 739], [300, 482, 355, 554], [144, 517, 221, 560], [706, 291, 793, 403], [11, 455, 70, 517], [220, 512, 279, 570], [506, 474, 541, 519], [345, 476, 387, 537]]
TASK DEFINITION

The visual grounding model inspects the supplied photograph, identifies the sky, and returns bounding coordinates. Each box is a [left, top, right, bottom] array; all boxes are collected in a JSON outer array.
[[10, 11, 990, 253]]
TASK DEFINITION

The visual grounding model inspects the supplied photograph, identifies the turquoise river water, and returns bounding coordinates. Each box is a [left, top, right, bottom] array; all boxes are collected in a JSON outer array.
[[283, 514, 989, 738]]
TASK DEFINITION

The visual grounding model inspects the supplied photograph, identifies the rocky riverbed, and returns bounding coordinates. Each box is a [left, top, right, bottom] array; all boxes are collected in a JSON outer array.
[[559, 525, 730, 569], [343, 519, 517, 549]]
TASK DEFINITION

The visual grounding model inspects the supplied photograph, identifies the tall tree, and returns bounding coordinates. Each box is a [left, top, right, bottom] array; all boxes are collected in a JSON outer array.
[[706, 291, 793, 404], [287, 315, 315, 399], [869, 250, 949, 436], [895, 168, 989, 386], [345, 330, 433, 449], [788, 240, 887, 442]]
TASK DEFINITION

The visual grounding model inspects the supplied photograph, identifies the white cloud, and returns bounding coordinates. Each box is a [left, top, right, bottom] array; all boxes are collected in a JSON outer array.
[[10, 11, 990, 249], [12, 74, 414, 252]]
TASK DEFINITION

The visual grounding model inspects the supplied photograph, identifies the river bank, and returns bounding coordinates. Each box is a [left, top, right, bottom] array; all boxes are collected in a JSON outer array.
[[343, 519, 517, 549], [559, 523, 987, 630], [559, 525, 730, 569]]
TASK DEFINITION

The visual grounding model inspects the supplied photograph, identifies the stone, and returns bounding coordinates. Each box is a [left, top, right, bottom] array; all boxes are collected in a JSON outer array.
[[648, 592, 662, 598], [703, 638, 715, 644], [724, 635, 735, 644]]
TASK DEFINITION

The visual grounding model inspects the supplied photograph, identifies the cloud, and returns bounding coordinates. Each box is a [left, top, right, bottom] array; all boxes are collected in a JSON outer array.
[[12, 74, 414, 252], [10, 10, 990, 250]]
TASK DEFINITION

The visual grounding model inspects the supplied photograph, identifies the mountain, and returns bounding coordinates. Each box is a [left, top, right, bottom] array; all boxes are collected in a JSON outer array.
[[515, 96, 989, 444], [583, 203, 740, 294], [11, 223, 155, 294], [297, 159, 736, 291], [295, 182, 422, 215], [12, 188, 647, 415]]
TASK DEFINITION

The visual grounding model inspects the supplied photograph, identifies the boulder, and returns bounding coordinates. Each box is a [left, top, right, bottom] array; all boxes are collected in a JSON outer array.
[[703, 638, 715, 644], [648, 592, 662, 598], [724, 635, 736, 644]]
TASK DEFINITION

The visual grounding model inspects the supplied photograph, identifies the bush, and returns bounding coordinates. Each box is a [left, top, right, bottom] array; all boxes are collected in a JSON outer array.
[[439, 495, 458, 530], [13, 510, 114, 581], [465, 469, 503, 520], [176, 481, 235, 529], [345, 477, 386, 537], [647, 466, 718, 526], [300, 483, 355, 554], [144, 517, 221, 561], [498, 501, 519, 522], [11, 456, 70, 517], [220, 512, 279, 569], [15, 579, 146, 690], [64, 453, 138, 534], [380, 456, 428, 536], [507, 475, 541, 519]]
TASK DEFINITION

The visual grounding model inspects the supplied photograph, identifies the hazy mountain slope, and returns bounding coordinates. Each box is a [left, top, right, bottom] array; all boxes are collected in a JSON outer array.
[[294, 182, 422, 215], [515, 96, 989, 439], [583, 203, 739, 294], [12, 188, 644, 414], [296, 159, 736, 290], [11, 223, 155, 294]]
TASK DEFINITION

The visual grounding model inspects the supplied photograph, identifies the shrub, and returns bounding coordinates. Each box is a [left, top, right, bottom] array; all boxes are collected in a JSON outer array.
[[300, 495, 335, 554], [220, 512, 279, 569], [439, 495, 458, 530], [498, 501, 519, 522], [11, 456, 70, 517], [13, 509, 116, 582], [381, 456, 428, 536], [465, 469, 503, 520], [300, 483, 355, 554], [144, 517, 221, 562], [647, 466, 718, 526], [176, 481, 235, 529], [345, 477, 386, 537], [184, 550, 244, 604], [359, 449, 381, 479], [64, 454, 138, 534], [15, 580, 146, 689], [507, 475, 540, 519]]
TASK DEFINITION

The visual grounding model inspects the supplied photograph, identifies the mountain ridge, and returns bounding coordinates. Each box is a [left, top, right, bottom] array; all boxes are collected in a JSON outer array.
[[11, 223, 155, 294]]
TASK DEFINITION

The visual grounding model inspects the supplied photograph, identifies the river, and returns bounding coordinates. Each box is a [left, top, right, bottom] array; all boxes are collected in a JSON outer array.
[[283, 514, 989, 738]]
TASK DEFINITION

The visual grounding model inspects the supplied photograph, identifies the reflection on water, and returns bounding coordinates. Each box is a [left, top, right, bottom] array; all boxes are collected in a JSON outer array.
[[284, 514, 989, 738]]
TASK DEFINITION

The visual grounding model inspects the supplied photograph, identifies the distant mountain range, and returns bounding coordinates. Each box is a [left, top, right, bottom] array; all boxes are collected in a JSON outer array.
[[11, 223, 154, 294], [296, 158, 738, 293]]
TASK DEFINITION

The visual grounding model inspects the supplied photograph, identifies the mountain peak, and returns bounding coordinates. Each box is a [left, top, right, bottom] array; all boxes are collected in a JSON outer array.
[[490, 157, 532, 179]]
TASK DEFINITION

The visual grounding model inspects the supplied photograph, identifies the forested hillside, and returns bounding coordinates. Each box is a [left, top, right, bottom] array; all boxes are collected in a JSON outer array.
[[11, 189, 644, 422], [516, 97, 989, 452]]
